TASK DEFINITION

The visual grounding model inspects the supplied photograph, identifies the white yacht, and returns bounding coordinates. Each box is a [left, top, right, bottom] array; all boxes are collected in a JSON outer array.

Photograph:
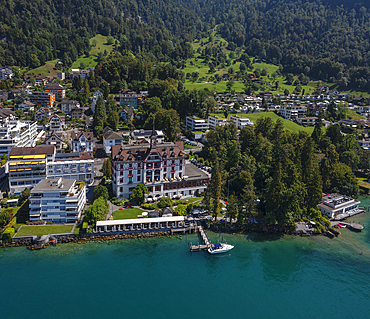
[[208, 243, 234, 254]]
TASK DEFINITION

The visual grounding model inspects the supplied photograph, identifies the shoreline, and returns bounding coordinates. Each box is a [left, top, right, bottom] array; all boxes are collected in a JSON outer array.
[[0, 222, 345, 250]]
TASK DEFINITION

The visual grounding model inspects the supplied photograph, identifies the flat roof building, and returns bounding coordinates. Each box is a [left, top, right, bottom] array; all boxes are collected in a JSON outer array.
[[29, 178, 86, 223]]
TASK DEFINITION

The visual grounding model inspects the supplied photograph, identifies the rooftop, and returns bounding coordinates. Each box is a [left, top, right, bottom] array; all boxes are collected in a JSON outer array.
[[32, 178, 75, 192], [185, 163, 210, 181], [10, 145, 55, 157]]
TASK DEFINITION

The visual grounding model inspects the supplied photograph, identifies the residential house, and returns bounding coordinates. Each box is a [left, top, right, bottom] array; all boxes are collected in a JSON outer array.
[[119, 90, 142, 109], [57, 72, 65, 80], [17, 101, 35, 112], [45, 83, 66, 101], [60, 100, 80, 114], [29, 178, 86, 223], [35, 77, 48, 86], [318, 85, 329, 94], [69, 68, 93, 80], [91, 91, 103, 113], [45, 131, 65, 152], [71, 107, 84, 120], [71, 131, 93, 153], [358, 106, 370, 117], [35, 107, 52, 120], [118, 108, 134, 121], [103, 127, 124, 155], [358, 138, 370, 150], [29, 91, 55, 107], [0, 66, 14, 80], [49, 114, 65, 131], [0, 91, 8, 103], [0, 108, 15, 123], [131, 129, 165, 144]]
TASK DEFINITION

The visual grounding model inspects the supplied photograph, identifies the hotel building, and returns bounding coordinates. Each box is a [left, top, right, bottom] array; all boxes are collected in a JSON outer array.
[[111, 128, 210, 200]]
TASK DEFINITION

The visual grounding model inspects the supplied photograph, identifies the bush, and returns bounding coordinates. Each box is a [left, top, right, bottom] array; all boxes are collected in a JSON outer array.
[[157, 196, 173, 208], [175, 204, 187, 216], [141, 203, 157, 210], [2, 228, 15, 242], [82, 222, 88, 234]]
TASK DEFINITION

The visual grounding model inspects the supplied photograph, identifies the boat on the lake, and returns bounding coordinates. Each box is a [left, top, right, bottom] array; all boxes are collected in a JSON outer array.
[[208, 243, 234, 254]]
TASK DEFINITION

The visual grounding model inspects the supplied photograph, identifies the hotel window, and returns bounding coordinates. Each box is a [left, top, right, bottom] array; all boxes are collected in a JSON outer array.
[[137, 169, 141, 175], [137, 175, 141, 182]]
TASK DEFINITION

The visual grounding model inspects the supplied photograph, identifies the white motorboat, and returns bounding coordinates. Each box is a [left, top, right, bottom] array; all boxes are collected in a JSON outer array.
[[208, 243, 234, 254]]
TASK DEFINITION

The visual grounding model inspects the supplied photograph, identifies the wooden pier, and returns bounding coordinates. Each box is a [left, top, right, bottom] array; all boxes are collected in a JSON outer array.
[[190, 223, 211, 252]]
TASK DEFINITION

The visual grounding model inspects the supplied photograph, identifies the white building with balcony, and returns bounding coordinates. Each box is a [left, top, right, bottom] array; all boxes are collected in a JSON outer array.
[[48, 152, 94, 185], [279, 106, 307, 119], [9, 145, 94, 193], [0, 120, 38, 156], [318, 194, 361, 219], [111, 129, 210, 199], [29, 178, 86, 223], [228, 115, 254, 129], [186, 116, 209, 131], [208, 115, 228, 129]]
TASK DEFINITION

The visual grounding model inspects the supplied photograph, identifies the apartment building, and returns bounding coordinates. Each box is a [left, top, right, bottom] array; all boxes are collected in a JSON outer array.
[[9, 145, 55, 193], [208, 115, 228, 129], [9, 145, 94, 193], [49, 114, 65, 131], [103, 127, 124, 155], [48, 152, 94, 185], [29, 91, 56, 107], [0, 66, 14, 80], [119, 90, 142, 109], [186, 116, 209, 131], [45, 83, 66, 101], [29, 178, 86, 223], [279, 106, 307, 119], [228, 115, 254, 129], [0, 120, 38, 156]]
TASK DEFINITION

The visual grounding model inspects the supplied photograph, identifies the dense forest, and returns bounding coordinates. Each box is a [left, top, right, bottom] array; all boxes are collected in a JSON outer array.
[[2, 0, 370, 89], [201, 117, 365, 229]]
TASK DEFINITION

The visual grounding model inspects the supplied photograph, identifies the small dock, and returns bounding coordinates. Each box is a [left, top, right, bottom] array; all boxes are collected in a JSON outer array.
[[331, 221, 365, 231], [190, 223, 211, 252]]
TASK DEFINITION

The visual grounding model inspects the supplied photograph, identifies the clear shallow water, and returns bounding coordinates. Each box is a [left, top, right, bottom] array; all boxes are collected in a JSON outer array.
[[2, 198, 370, 319]]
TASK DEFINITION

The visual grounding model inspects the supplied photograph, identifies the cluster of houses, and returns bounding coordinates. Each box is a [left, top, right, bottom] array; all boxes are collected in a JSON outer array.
[[1, 65, 369, 226]]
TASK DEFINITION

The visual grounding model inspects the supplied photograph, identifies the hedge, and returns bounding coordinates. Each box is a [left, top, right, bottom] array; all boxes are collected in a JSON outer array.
[[2, 228, 15, 242]]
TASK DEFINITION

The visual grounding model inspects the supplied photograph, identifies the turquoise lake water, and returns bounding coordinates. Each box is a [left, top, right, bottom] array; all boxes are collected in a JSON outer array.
[[2, 197, 370, 319]]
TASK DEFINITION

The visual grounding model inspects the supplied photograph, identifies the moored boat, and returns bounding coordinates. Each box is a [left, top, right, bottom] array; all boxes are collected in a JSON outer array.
[[208, 243, 234, 254]]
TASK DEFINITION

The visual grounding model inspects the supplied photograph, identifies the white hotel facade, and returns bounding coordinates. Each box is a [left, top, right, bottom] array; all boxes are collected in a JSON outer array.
[[111, 130, 210, 200]]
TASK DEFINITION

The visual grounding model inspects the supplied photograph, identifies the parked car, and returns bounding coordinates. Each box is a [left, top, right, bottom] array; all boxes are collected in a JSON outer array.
[[85, 188, 90, 193]]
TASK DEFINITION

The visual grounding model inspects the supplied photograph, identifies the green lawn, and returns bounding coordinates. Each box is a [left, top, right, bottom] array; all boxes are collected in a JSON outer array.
[[348, 110, 366, 120], [210, 112, 314, 134], [71, 35, 114, 69], [112, 208, 146, 220], [16, 225, 73, 237], [28, 34, 114, 76], [27, 59, 60, 77]]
